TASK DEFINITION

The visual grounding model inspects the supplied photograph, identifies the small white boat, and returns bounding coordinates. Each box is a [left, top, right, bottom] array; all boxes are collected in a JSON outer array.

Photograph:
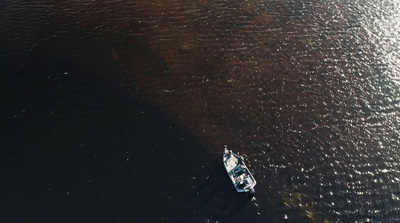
[[223, 146, 256, 195]]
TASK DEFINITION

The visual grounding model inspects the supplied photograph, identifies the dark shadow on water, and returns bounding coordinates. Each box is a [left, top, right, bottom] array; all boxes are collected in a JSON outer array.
[[0, 4, 270, 221], [0, 42, 262, 223]]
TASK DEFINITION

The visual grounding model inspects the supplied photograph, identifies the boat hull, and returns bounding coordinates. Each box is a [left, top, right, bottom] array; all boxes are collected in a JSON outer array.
[[223, 147, 256, 193]]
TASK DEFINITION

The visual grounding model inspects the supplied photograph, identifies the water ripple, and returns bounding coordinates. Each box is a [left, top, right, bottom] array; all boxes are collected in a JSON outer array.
[[2, 0, 400, 222]]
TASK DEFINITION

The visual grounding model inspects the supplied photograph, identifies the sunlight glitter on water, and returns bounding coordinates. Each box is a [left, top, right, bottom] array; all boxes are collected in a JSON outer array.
[[3, 0, 400, 222], [359, 0, 400, 86]]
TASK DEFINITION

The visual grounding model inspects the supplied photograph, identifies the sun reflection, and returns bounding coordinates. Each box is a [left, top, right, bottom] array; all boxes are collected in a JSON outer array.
[[359, 0, 400, 85]]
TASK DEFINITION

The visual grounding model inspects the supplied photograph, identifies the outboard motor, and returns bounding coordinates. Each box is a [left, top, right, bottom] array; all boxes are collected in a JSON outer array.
[[246, 188, 255, 199]]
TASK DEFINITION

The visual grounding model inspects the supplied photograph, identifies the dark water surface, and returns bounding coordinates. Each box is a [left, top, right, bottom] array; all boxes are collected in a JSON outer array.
[[1, 0, 400, 222]]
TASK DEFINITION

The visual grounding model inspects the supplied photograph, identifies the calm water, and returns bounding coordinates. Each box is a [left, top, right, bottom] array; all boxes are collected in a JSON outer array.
[[1, 0, 400, 222]]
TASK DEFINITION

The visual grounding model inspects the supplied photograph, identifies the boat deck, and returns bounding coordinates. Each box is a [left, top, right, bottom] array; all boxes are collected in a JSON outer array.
[[224, 152, 239, 173], [223, 148, 256, 193]]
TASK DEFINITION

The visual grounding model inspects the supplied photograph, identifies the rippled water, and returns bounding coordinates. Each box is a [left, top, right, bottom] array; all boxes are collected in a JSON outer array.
[[1, 0, 400, 222]]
